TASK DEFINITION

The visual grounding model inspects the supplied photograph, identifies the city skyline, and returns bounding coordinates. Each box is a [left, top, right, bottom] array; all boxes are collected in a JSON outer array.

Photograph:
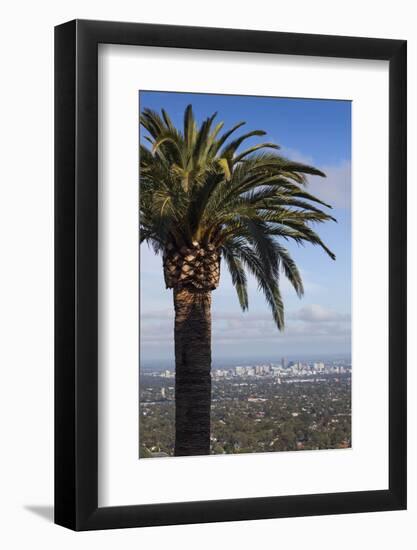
[[141, 353, 352, 371], [145, 358, 351, 376]]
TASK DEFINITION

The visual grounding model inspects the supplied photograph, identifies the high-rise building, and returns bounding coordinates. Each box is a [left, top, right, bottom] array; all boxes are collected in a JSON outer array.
[[314, 362, 325, 372], [235, 366, 246, 376]]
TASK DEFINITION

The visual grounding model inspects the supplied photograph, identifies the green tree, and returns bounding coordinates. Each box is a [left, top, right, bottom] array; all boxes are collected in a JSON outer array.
[[140, 105, 335, 456]]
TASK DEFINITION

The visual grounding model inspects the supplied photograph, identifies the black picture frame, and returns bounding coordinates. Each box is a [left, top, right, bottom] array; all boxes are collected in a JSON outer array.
[[55, 19, 407, 531]]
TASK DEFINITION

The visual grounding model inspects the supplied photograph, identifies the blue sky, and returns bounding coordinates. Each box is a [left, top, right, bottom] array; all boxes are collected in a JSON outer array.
[[139, 91, 351, 365]]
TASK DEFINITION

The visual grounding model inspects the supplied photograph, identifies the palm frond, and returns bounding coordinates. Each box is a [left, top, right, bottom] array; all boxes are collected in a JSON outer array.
[[222, 244, 249, 311]]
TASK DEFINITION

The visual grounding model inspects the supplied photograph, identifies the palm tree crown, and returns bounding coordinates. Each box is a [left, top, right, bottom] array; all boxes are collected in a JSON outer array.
[[140, 104, 335, 330]]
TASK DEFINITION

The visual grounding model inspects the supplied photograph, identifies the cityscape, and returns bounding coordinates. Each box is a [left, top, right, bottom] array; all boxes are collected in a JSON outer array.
[[139, 357, 352, 458]]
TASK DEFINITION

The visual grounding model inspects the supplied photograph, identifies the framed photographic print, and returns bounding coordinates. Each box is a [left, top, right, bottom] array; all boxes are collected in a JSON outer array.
[[55, 19, 407, 530]]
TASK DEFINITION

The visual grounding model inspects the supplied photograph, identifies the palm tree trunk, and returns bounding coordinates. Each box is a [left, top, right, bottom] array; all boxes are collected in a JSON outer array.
[[174, 287, 212, 456]]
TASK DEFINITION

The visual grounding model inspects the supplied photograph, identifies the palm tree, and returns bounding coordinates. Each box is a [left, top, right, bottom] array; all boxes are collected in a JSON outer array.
[[140, 104, 336, 456]]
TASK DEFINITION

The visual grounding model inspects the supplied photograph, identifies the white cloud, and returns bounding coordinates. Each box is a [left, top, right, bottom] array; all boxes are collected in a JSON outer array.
[[288, 303, 350, 323], [140, 304, 350, 347], [307, 161, 351, 209]]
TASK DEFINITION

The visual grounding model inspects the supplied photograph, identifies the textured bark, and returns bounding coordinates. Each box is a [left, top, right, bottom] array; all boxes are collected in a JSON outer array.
[[163, 242, 220, 291], [174, 287, 212, 456]]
